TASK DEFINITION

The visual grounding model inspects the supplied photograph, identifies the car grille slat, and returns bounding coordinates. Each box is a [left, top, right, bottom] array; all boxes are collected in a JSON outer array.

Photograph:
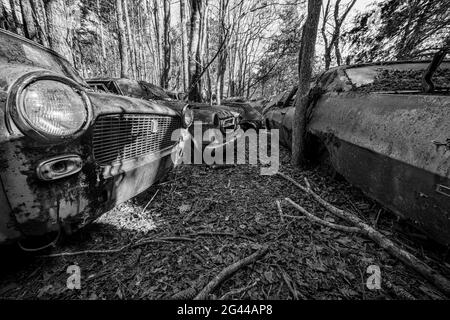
[[93, 114, 181, 165]]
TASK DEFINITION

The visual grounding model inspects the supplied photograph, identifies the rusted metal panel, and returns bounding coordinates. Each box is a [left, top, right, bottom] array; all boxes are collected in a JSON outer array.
[[308, 92, 450, 245], [0, 177, 21, 243], [322, 138, 450, 245], [309, 93, 450, 179]]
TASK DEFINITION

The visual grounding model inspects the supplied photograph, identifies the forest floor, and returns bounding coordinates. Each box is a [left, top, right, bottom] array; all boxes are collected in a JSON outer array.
[[0, 146, 450, 300]]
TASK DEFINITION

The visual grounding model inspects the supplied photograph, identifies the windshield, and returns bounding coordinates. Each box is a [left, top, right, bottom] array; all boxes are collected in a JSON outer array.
[[345, 62, 450, 93]]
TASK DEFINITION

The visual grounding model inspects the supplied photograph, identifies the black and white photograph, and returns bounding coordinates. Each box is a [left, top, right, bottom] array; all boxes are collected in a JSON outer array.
[[0, 0, 449, 308]]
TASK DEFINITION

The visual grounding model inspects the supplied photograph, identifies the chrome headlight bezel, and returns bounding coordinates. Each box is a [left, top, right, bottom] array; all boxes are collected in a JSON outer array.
[[181, 104, 193, 128], [7, 71, 93, 143]]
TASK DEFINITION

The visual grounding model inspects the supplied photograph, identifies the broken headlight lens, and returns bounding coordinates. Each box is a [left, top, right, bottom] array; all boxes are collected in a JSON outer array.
[[21, 80, 88, 138]]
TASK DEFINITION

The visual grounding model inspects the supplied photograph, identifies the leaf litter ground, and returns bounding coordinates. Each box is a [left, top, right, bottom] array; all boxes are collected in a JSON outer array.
[[1, 146, 450, 300]]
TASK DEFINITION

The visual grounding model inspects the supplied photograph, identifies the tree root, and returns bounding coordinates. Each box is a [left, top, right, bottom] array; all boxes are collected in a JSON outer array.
[[40, 236, 196, 258], [384, 280, 416, 300], [276, 200, 285, 223], [219, 279, 260, 300], [285, 198, 362, 233], [194, 247, 269, 300]]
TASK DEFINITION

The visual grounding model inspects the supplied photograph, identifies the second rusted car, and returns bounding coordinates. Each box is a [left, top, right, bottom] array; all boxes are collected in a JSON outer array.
[[265, 60, 450, 246]]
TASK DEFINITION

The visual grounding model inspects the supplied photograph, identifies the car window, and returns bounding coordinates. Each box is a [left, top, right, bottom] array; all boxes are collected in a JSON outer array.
[[90, 83, 110, 92]]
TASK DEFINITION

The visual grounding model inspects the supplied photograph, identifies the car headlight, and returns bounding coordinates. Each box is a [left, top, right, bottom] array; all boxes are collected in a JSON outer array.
[[10, 73, 92, 142], [182, 104, 193, 128]]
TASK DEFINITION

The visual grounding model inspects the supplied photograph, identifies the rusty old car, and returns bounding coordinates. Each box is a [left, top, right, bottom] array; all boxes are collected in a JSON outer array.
[[221, 99, 265, 131], [86, 78, 243, 155], [0, 29, 192, 248], [265, 60, 450, 246]]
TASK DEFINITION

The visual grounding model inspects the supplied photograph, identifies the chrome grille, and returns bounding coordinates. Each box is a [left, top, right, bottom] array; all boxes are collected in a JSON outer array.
[[93, 114, 181, 165]]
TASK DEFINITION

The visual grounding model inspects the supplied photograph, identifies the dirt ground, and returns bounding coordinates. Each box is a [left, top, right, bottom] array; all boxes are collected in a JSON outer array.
[[0, 147, 449, 300]]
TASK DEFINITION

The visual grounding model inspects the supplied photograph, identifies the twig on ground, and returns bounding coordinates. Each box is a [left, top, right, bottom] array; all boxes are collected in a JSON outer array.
[[142, 189, 160, 214], [374, 209, 382, 227], [277, 172, 450, 296], [39, 244, 131, 258], [219, 279, 260, 300], [40, 236, 196, 258], [276, 200, 285, 223], [211, 164, 236, 170], [285, 198, 362, 233], [384, 280, 416, 300], [194, 247, 269, 300], [133, 236, 196, 248], [171, 287, 198, 300], [278, 266, 300, 300], [281, 214, 306, 220], [188, 231, 255, 242]]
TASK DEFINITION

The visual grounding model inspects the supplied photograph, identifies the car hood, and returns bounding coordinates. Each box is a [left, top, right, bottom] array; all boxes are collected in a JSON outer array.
[[87, 91, 181, 119]]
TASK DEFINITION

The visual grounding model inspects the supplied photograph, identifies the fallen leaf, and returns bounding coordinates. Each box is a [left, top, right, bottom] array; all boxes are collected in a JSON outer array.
[[178, 204, 192, 214], [116, 287, 123, 299], [264, 271, 274, 283]]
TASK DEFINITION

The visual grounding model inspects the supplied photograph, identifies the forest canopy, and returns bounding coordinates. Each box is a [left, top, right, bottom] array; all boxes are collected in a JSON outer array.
[[0, 0, 449, 102]]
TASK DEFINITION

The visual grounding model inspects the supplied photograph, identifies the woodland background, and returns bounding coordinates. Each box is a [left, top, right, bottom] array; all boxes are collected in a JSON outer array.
[[0, 0, 449, 103]]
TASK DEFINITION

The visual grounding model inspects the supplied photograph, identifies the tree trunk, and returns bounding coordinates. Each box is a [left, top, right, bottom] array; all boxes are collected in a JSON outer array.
[[334, 38, 342, 66], [123, 0, 134, 78], [291, 0, 321, 166], [95, 0, 106, 74], [137, 2, 146, 80], [198, 2, 208, 100], [116, 0, 129, 78], [215, 0, 229, 105], [188, 0, 205, 102], [144, 0, 157, 83], [0, 1, 5, 29], [180, 0, 189, 92], [30, 0, 49, 46], [152, 0, 163, 83], [161, 0, 171, 89], [44, 0, 72, 63], [10, 0, 23, 35], [20, 0, 37, 41], [0, 0, 15, 31]]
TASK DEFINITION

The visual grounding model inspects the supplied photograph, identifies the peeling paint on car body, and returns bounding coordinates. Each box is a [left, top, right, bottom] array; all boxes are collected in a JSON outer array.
[[264, 61, 450, 246], [0, 29, 186, 244]]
